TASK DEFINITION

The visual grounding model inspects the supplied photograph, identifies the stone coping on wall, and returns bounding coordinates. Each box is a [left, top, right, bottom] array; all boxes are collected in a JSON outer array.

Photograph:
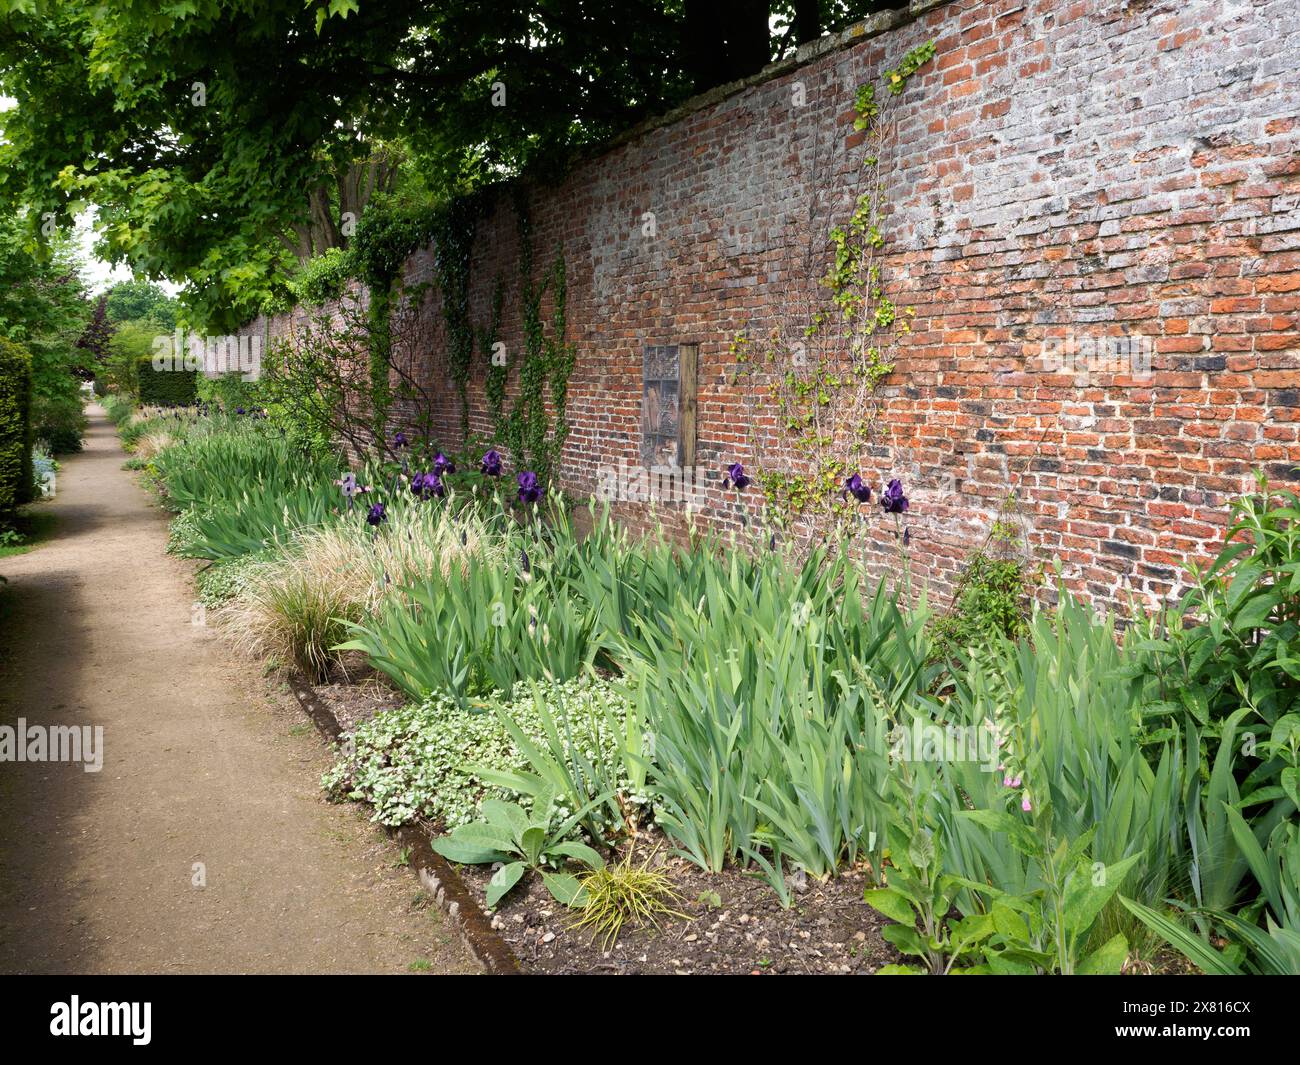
[[588, 0, 955, 164]]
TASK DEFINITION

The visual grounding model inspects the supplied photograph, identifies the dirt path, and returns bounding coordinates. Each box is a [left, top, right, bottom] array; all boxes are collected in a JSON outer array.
[[0, 406, 478, 974]]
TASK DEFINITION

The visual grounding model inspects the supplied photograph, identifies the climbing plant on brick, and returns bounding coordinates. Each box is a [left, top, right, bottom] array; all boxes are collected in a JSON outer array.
[[733, 41, 934, 538], [478, 276, 505, 432], [350, 197, 440, 443], [497, 191, 575, 488], [432, 194, 484, 442]]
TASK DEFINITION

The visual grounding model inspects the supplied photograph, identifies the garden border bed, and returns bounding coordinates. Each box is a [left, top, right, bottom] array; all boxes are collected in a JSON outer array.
[[286, 671, 524, 975]]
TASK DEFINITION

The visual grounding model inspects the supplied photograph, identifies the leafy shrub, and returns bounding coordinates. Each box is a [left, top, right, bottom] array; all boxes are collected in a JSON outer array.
[[931, 551, 1030, 659], [0, 337, 34, 517], [322, 677, 633, 830], [136, 354, 197, 405], [33, 392, 86, 453], [913, 594, 1194, 970], [349, 196, 438, 289], [1135, 473, 1300, 759], [291, 247, 356, 306], [1123, 813, 1300, 973], [1124, 475, 1300, 928]]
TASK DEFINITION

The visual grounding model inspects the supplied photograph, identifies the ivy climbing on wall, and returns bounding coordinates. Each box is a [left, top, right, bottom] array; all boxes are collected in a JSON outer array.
[[431, 193, 484, 441], [733, 40, 935, 538], [495, 189, 576, 489], [348, 196, 440, 443]]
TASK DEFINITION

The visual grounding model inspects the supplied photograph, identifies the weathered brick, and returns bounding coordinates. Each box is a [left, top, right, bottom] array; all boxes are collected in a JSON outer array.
[[247, 0, 1300, 616]]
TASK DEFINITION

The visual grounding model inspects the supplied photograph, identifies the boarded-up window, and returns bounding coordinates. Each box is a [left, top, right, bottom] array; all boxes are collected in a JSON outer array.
[[641, 343, 698, 468]]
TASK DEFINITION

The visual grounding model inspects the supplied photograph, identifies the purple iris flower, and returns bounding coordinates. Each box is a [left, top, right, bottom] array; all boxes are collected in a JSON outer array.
[[394, 432, 408, 449], [336, 473, 359, 500], [844, 473, 872, 503], [517, 471, 543, 504], [410, 472, 445, 500], [235, 406, 246, 415], [432, 452, 456, 477], [881, 478, 909, 514], [723, 462, 750, 491], [480, 450, 502, 477], [366, 503, 387, 526]]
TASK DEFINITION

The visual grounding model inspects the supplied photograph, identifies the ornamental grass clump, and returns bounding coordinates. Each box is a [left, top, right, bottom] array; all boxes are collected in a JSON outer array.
[[571, 846, 686, 949], [221, 496, 506, 682]]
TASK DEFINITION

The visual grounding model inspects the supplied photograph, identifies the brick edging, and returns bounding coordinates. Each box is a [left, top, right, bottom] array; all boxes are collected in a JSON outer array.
[[285, 672, 525, 975]]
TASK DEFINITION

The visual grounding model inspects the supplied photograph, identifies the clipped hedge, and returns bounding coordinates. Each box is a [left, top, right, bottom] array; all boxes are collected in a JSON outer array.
[[137, 354, 198, 406], [0, 337, 35, 513]]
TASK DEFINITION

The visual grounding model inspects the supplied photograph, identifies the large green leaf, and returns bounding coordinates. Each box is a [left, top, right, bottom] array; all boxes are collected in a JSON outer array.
[[486, 861, 526, 908]]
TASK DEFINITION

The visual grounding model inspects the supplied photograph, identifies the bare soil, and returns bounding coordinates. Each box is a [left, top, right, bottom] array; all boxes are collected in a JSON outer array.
[[459, 830, 900, 975], [0, 406, 478, 974]]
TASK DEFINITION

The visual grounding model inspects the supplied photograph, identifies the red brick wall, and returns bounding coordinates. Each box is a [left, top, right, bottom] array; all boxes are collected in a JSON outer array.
[[251, 0, 1300, 613]]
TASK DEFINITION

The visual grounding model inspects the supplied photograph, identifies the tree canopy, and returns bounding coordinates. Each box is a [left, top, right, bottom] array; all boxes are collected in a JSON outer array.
[[0, 0, 897, 329], [104, 280, 178, 331]]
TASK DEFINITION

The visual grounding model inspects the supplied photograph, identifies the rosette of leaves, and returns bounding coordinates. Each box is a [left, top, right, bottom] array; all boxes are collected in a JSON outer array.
[[432, 790, 606, 908]]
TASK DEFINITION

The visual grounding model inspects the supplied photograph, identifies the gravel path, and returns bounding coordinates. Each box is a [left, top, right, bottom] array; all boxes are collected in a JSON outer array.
[[0, 406, 478, 974]]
